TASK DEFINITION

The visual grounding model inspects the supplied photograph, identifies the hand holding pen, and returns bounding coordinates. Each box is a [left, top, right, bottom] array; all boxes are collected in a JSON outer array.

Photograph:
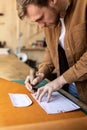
[[25, 68, 44, 93]]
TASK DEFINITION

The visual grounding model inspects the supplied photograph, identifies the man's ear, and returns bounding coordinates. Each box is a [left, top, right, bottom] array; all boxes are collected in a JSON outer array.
[[48, 0, 57, 7]]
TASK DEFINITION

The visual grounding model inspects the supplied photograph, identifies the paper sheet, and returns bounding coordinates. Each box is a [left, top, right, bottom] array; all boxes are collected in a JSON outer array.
[[9, 93, 32, 107], [32, 91, 80, 114]]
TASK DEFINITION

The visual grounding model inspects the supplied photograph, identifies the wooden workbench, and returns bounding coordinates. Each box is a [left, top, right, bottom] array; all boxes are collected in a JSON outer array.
[[0, 78, 86, 130], [0, 117, 87, 130], [0, 54, 30, 80]]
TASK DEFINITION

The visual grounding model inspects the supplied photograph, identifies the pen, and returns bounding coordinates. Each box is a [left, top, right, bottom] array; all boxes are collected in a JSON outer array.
[[29, 68, 38, 91], [31, 84, 38, 91]]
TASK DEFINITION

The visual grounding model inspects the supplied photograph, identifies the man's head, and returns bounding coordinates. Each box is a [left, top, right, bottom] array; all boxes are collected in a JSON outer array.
[[16, 0, 69, 28]]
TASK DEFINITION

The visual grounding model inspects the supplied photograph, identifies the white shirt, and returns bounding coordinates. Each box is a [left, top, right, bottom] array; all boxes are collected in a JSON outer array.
[[59, 18, 77, 94], [59, 18, 66, 49]]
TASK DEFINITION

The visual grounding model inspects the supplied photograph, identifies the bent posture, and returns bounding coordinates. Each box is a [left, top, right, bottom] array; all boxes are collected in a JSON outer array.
[[16, 0, 87, 103]]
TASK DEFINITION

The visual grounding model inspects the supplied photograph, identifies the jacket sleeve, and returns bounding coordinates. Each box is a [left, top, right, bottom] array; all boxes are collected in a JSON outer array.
[[63, 51, 87, 83], [37, 47, 55, 78]]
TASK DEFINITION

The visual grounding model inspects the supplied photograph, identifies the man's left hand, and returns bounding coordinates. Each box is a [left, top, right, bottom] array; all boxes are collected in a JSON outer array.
[[35, 75, 67, 102]]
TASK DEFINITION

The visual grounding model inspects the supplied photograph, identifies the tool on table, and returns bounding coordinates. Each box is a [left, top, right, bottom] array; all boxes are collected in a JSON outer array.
[[58, 89, 87, 114], [29, 68, 38, 91]]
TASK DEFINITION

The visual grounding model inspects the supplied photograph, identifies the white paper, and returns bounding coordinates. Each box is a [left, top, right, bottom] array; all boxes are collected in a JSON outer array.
[[9, 93, 32, 107], [32, 91, 80, 114]]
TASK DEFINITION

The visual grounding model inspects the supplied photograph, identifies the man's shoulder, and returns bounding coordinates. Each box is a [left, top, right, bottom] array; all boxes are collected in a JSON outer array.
[[44, 25, 59, 33], [44, 26, 58, 38]]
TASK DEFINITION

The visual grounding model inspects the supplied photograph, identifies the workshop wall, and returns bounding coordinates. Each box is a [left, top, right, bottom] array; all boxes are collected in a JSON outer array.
[[0, 0, 45, 51]]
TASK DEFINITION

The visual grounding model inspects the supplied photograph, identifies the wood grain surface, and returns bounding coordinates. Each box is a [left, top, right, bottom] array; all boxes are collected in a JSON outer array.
[[0, 54, 30, 80]]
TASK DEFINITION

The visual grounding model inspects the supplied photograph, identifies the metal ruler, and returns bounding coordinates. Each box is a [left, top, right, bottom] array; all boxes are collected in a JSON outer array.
[[35, 78, 87, 114], [59, 89, 87, 114], [45, 79, 87, 114]]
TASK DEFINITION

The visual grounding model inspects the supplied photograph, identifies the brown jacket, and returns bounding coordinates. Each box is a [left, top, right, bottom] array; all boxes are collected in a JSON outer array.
[[38, 0, 87, 103]]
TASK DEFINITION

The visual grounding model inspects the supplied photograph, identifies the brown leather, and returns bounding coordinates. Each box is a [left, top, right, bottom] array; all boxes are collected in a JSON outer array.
[[0, 117, 87, 130], [0, 78, 85, 127]]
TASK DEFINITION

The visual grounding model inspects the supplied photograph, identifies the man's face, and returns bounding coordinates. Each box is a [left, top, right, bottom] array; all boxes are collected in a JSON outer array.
[[26, 4, 60, 28]]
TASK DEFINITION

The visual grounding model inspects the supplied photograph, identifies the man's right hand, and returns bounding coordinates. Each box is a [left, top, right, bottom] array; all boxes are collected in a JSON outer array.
[[25, 73, 44, 93]]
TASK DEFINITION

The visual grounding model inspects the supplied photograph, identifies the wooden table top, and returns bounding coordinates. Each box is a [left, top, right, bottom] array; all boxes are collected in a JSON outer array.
[[0, 54, 30, 80], [0, 78, 86, 129], [0, 117, 87, 130]]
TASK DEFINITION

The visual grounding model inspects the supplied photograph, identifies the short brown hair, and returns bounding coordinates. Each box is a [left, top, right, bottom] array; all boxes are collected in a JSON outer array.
[[16, 0, 48, 19]]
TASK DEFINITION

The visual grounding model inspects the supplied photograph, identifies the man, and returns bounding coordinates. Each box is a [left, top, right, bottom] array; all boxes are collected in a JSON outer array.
[[16, 0, 87, 103]]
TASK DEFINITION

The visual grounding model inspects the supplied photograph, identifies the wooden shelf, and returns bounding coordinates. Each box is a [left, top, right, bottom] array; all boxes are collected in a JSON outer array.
[[22, 47, 46, 51]]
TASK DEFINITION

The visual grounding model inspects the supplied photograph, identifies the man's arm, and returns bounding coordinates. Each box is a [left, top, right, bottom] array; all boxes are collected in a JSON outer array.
[[37, 47, 55, 78]]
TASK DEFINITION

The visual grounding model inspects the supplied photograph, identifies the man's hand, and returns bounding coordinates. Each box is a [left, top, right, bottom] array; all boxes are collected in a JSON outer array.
[[25, 72, 44, 93], [35, 75, 67, 102]]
